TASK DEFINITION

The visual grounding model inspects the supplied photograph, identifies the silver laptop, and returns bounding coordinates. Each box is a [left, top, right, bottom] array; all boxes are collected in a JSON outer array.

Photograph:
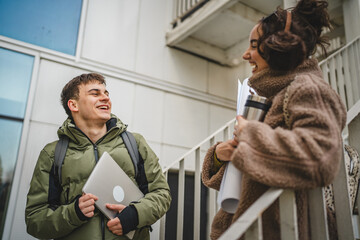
[[82, 151, 144, 237]]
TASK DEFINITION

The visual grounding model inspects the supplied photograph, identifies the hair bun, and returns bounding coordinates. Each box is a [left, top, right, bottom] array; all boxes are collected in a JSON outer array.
[[294, 0, 330, 36], [263, 31, 306, 71]]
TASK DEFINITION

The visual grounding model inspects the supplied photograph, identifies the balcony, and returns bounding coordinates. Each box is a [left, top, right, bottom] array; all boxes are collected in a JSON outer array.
[[166, 0, 345, 67]]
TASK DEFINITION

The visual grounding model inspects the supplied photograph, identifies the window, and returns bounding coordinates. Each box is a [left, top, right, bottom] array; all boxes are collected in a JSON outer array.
[[0, 0, 83, 55], [0, 47, 33, 237]]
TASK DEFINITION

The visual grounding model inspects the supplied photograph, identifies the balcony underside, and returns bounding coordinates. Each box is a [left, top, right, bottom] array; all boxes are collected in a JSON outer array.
[[166, 0, 345, 67]]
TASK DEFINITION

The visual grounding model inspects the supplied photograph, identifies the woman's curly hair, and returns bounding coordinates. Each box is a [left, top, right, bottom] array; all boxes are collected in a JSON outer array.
[[257, 0, 331, 71]]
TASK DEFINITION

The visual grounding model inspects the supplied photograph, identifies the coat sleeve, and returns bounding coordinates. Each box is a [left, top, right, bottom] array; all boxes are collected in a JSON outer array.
[[201, 143, 226, 191], [231, 75, 347, 189], [131, 134, 172, 228], [25, 146, 87, 239]]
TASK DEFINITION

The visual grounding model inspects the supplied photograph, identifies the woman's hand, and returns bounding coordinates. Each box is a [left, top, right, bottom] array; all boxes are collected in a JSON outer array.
[[215, 139, 238, 162], [234, 115, 248, 139]]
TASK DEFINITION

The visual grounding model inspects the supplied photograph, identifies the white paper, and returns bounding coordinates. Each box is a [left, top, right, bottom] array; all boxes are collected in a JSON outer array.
[[237, 78, 251, 115], [217, 78, 252, 213], [217, 162, 243, 213]]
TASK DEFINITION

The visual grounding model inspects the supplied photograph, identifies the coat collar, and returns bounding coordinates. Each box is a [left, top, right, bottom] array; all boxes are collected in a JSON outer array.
[[57, 113, 126, 146], [248, 58, 321, 99]]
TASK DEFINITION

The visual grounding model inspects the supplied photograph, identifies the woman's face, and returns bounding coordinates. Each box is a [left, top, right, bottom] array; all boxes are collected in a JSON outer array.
[[242, 24, 269, 74]]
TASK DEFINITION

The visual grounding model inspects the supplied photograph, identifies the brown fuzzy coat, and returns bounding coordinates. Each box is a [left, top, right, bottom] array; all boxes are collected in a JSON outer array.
[[202, 59, 346, 240]]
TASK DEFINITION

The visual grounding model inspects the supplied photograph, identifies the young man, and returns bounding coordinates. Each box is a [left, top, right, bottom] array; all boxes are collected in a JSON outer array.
[[25, 73, 171, 240]]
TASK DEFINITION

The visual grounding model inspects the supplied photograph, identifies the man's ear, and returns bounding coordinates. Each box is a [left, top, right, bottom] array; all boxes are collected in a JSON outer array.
[[68, 99, 79, 113]]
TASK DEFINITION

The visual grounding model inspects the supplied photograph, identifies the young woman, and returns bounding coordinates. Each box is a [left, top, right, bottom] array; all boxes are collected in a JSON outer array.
[[202, 0, 346, 239]]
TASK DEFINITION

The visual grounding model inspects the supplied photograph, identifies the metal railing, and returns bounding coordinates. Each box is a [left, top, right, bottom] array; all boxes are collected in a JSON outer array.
[[319, 36, 360, 110], [171, 0, 209, 28], [158, 118, 358, 240], [219, 145, 356, 240], [158, 36, 360, 240], [159, 118, 236, 240]]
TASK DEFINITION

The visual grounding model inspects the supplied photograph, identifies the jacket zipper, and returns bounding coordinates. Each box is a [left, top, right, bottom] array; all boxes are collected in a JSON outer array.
[[71, 124, 124, 239], [94, 145, 99, 163], [101, 214, 105, 240]]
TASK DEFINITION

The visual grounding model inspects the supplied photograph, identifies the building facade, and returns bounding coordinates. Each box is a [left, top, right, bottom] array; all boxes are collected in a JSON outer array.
[[1, 0, 360, 239]]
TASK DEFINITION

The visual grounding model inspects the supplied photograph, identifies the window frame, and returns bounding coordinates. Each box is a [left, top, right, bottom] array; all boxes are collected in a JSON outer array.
[[0, 43, 40, 240]]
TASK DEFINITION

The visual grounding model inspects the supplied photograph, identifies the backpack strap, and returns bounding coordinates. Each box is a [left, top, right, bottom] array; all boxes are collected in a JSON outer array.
[[121, 131, 139, 177], [121, 131, 149, 194], [54, 135, 69, 183]]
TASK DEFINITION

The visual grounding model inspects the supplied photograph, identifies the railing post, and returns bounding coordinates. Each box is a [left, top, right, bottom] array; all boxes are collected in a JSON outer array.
[[207, 137, 217, 240], [349, 45, 360, 101], [177, 159, 185, 240], [244, 218, 263, 240], [335, 54, 347, 108], [354, 41, 360, 96], [159, 171, 168, 240], [342, 48, 354, 108], [223, 126, 229, 141], [279, 190, 299, 240], [332, 145, 355, 240], [308, 188, 329, 240], [329, 58, 338, 92], [193, 147, 201, 240], [321, 62, 329, 84]]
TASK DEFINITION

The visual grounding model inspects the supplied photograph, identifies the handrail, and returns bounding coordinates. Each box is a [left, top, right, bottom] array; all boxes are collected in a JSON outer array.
[[162, 117, 236, 173], [318, 35, 360, 66], [218, 188, 284, 240]]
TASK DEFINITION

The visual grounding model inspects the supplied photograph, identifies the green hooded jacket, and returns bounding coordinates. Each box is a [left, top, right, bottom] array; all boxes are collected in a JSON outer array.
[[25, 115, 171, 240]]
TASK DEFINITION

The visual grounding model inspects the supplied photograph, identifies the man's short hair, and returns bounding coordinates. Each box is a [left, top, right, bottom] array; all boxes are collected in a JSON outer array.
[[61, 73, 106, 119]]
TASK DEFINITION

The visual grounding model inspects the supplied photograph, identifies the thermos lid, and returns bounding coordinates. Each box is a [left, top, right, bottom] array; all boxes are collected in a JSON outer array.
[[246, 95, 268, 104], [244, 95, 271, 112]]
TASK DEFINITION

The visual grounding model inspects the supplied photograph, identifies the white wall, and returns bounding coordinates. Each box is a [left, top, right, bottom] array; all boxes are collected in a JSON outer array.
[[343, 0, 360, 42], [6, 0, 248, 239]]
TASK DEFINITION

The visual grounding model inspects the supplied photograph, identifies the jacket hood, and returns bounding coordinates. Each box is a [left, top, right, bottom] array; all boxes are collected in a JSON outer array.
[[248, 58, 322, 99], [57, 113, 127, 146]]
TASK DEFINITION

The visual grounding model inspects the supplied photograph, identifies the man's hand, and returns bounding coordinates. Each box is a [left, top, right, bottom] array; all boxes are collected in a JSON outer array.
[[106, 204, 126, 236], [215, 139, 238, 161], [78, 193, 98, 218]]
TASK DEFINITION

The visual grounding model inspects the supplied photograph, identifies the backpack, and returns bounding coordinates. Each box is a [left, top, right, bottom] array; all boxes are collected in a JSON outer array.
[[52, 131, 149, 196]]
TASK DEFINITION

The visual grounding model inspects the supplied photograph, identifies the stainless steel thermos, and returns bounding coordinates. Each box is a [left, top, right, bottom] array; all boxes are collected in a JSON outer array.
[[242, 95, 271, 121]]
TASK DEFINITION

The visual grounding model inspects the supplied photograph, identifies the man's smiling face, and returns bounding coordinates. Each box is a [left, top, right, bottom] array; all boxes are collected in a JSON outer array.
[[72, 81, 112, 124]]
